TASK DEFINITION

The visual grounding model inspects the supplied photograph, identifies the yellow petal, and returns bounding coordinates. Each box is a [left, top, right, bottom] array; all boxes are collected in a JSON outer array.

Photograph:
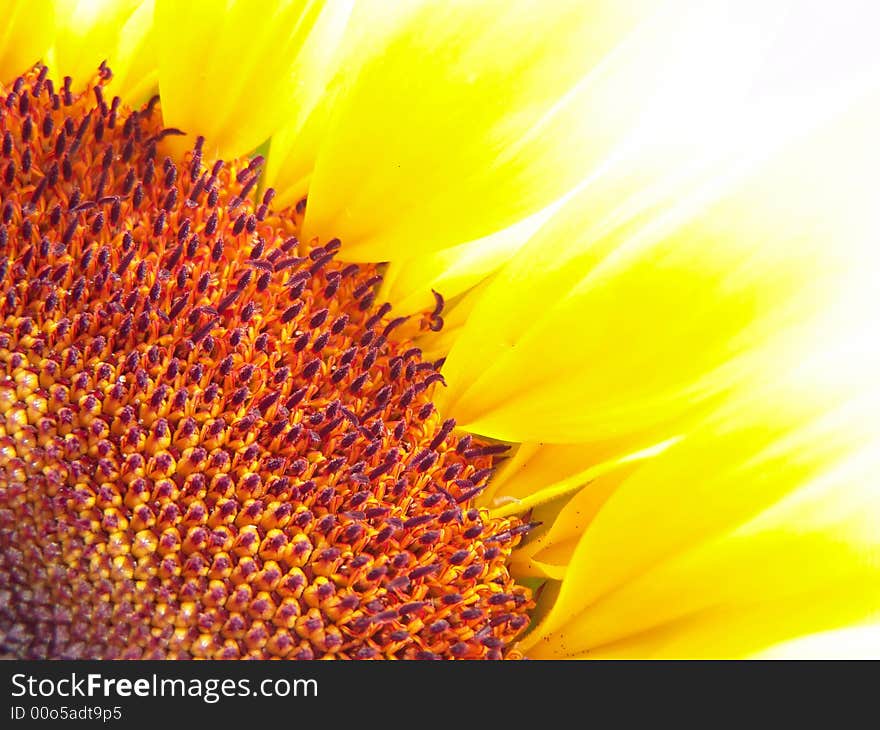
[[410, 276, 491, 362], [262, 0, 355, 209], [520, 385, 880, 659], [155, 0, 326, 160], [499, 439, 680, 580], [505, 455, 642, 581], [103, 0, 157, 106], [380, 198, 566, 317], [301, 0, 657, 261], [47, 0, 142, 86], [754, 623, 880, 660], [440, 21, 880, 444], [0, 0, 55, 83], [486, 437, 679, 518]]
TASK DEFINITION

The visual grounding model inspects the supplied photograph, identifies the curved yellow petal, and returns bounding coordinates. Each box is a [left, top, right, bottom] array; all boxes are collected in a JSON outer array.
[[542, 586, 880, 660], [47, 0, 142, 86], [486, 437, 679, 519], [0, 0, 55, 83], [263, 0, 355, 209], [505, 456, 645, 581], [499, 440, 681, 580], [440, 40, 880, 443], [410, 276, 491, 362], [754, 623, 880, 660], [155, 0, 326, 160], [103, 0, 157, 106], [520, 384, 880, 659], [380, 198, 565, 317], [301, 0, 656, 261]]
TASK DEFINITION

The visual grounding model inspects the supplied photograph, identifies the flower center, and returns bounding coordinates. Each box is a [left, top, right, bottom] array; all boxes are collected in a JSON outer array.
[[0, 66, 531, 660]]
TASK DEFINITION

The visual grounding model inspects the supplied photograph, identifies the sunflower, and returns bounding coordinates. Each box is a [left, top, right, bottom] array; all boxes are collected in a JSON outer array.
[[0, 0, 877, 660]]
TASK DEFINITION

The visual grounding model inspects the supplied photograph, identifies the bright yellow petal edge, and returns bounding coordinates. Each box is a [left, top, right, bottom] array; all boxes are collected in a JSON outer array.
[[0, 0, 55, 84], [301, 0, 659, 262], [518, 363, 880, 659], [438, 2, 880, 447], [46, 0, 142, 89], [154, 0, 329, 160]]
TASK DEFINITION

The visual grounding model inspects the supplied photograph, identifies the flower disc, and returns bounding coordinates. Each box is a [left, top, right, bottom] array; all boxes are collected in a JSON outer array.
[[0, 67, 531, 660]]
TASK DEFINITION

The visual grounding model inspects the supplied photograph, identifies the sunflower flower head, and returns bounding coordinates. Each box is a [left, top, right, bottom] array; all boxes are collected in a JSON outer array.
[[1, 0, 878, 662], [0, 66, 532, 659]]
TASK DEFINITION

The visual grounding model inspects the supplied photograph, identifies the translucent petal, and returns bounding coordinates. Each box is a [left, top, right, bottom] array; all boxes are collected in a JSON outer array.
[[155, 0, 326, 160], [520, 385, 880, 659], [301, 0, 657, 261], [540, 586, 880, 660], [104, 0, 157, 106], [485, 437, 679, 518], [380, 199, 565, 317], [410, 277, 491, 362], [440, 8, 880, 444], [506, 460, 638, 581], [499, 440, 680, 580], [262, 0, 355, 209], [754, 624, 880, 660], [47, 0, 142, 86], [0, 0, 55, 84]]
